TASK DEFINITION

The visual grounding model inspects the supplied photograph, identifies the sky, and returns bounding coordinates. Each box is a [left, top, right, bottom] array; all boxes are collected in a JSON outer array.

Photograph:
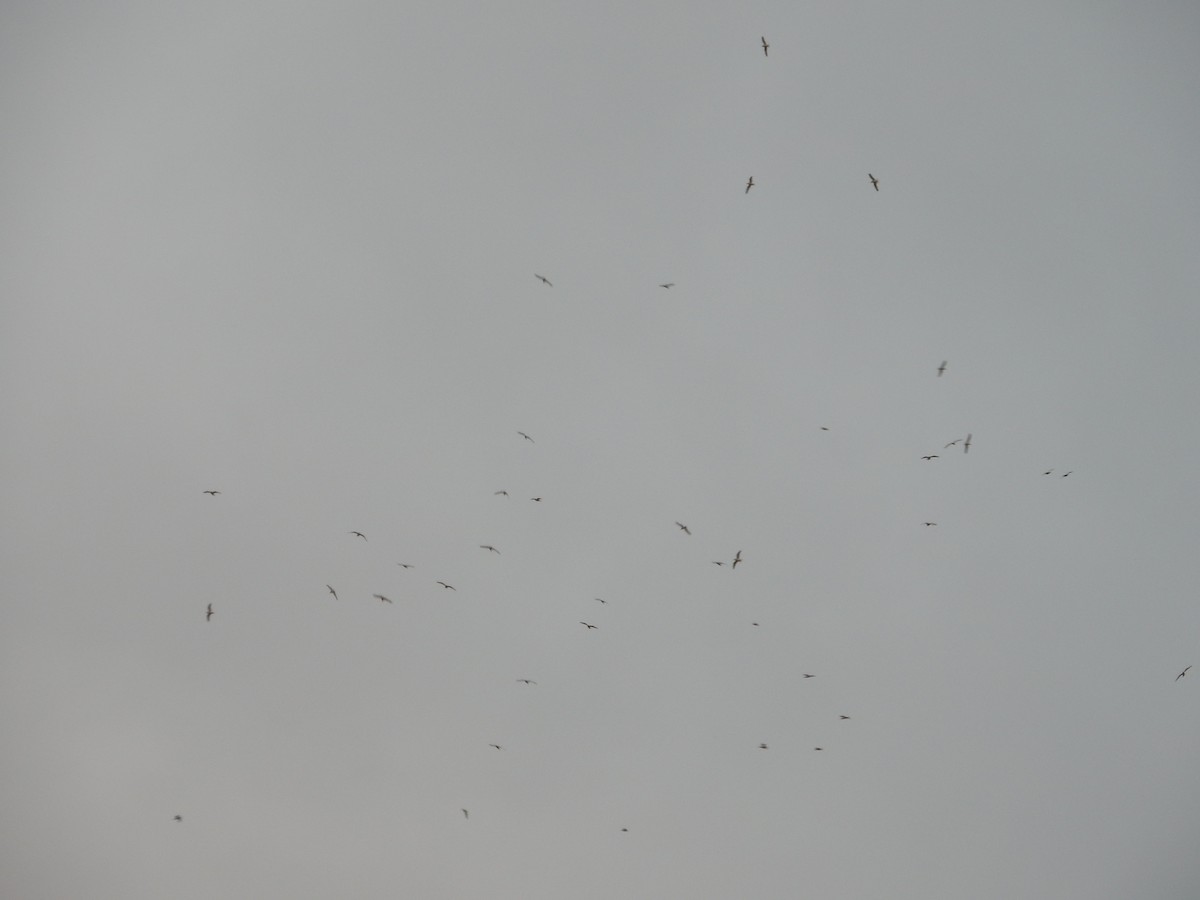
[[3, 2, 1200, 898]]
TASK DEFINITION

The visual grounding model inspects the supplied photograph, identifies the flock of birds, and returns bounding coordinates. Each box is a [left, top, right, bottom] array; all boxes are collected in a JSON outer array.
[[170, 36, 1193, 836]]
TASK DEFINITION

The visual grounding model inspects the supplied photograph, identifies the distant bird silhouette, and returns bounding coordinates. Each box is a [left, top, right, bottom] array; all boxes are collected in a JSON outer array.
[[1043, 469, 1054, 475], [731, 550, 743, 569], [580, 622, 598, 629], [802, 673, 814, 679], [373, 594, 393, 604], [745, 176, 755, 194], [944, 439, 961, 448], [758, 743, 768, 749], [205, 604, 213, 622], [839, 715, 851, 720], [173, 815, 182, 822], [813, 747, 823, 751], [489, 744, 503, 750], [1177, 666, 1191, 681], [518, 431, 534, 442], [712, 561, 726, 566], [620, 827, 629, 832], [516, 679, 537, 685], [1061, 471, 1072, 477], [869, 173, 879, 191], [660, 283, 675, 289], [924, 522, 938, 526], [494, 490, 508, 496], [436, 582, 456, 591], [202, 490, 220, 495], [594, 598, 606, 604], [922, 455, 939, 460], [349, 531, 367, 541], [761, 36, 769, 56], [480, 545, 500, 554], [820, 426, 831, 431], [327, 585, 338, 600], [675, 522, 691, 535], [462, 809, 469, 819], [937, 360, 947, 376], [530, 497, 542, 502], [963, 434, 972, 454], [535, 274, 552, 287], [397, 563, 413, 569]]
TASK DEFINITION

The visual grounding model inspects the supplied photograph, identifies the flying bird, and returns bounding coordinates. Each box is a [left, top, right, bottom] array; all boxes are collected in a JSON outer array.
[[731, 550, 743, 569], [373, 594, 393, 604], [517, 431, 534, 442], [814, 747, 824, 751], [745, 176, 755, 194], [1043, 469, 1054, 475], [594, 598, 606, 603], [820, 426, 831, 431], [659, 283, 675, 289], [326, 585, 338, 600], [675, 522, 691, 535], [516, 679, 537, 685], [758, 743, 769, 749], [869, 173, 879, 191], [1061, 471, 1072, 477], [840, 715, 851, 720], [944, 440, 961, 448], [802, 673, 815, 679], [963, 434, 972, 454], [205, 604, 213, 622], [922, 455, 939, 460], [173, 815, 182, 822], [530, 497, 542, 502], [924, 522, 938, 526], [397, 563, 413, 569], [535, 274, 552, 286], [202, 490, 220, 495], [937, 360, 947, 376], [494, 490, 508, 496], [479, 545, 500, 554], [1176, 666, 1191, 681], [580, 622, 598, 629], [761, 36, 769, 56], [712, 561, 726, 566], [461, 809, 469, 819], [349, 531, 367, 541], [488, 744, 503, 750], [436, 582, 456, 590]]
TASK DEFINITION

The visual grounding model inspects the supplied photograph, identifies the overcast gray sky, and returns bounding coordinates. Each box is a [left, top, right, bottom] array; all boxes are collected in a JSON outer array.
[[4, 2, 1200, 898]]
